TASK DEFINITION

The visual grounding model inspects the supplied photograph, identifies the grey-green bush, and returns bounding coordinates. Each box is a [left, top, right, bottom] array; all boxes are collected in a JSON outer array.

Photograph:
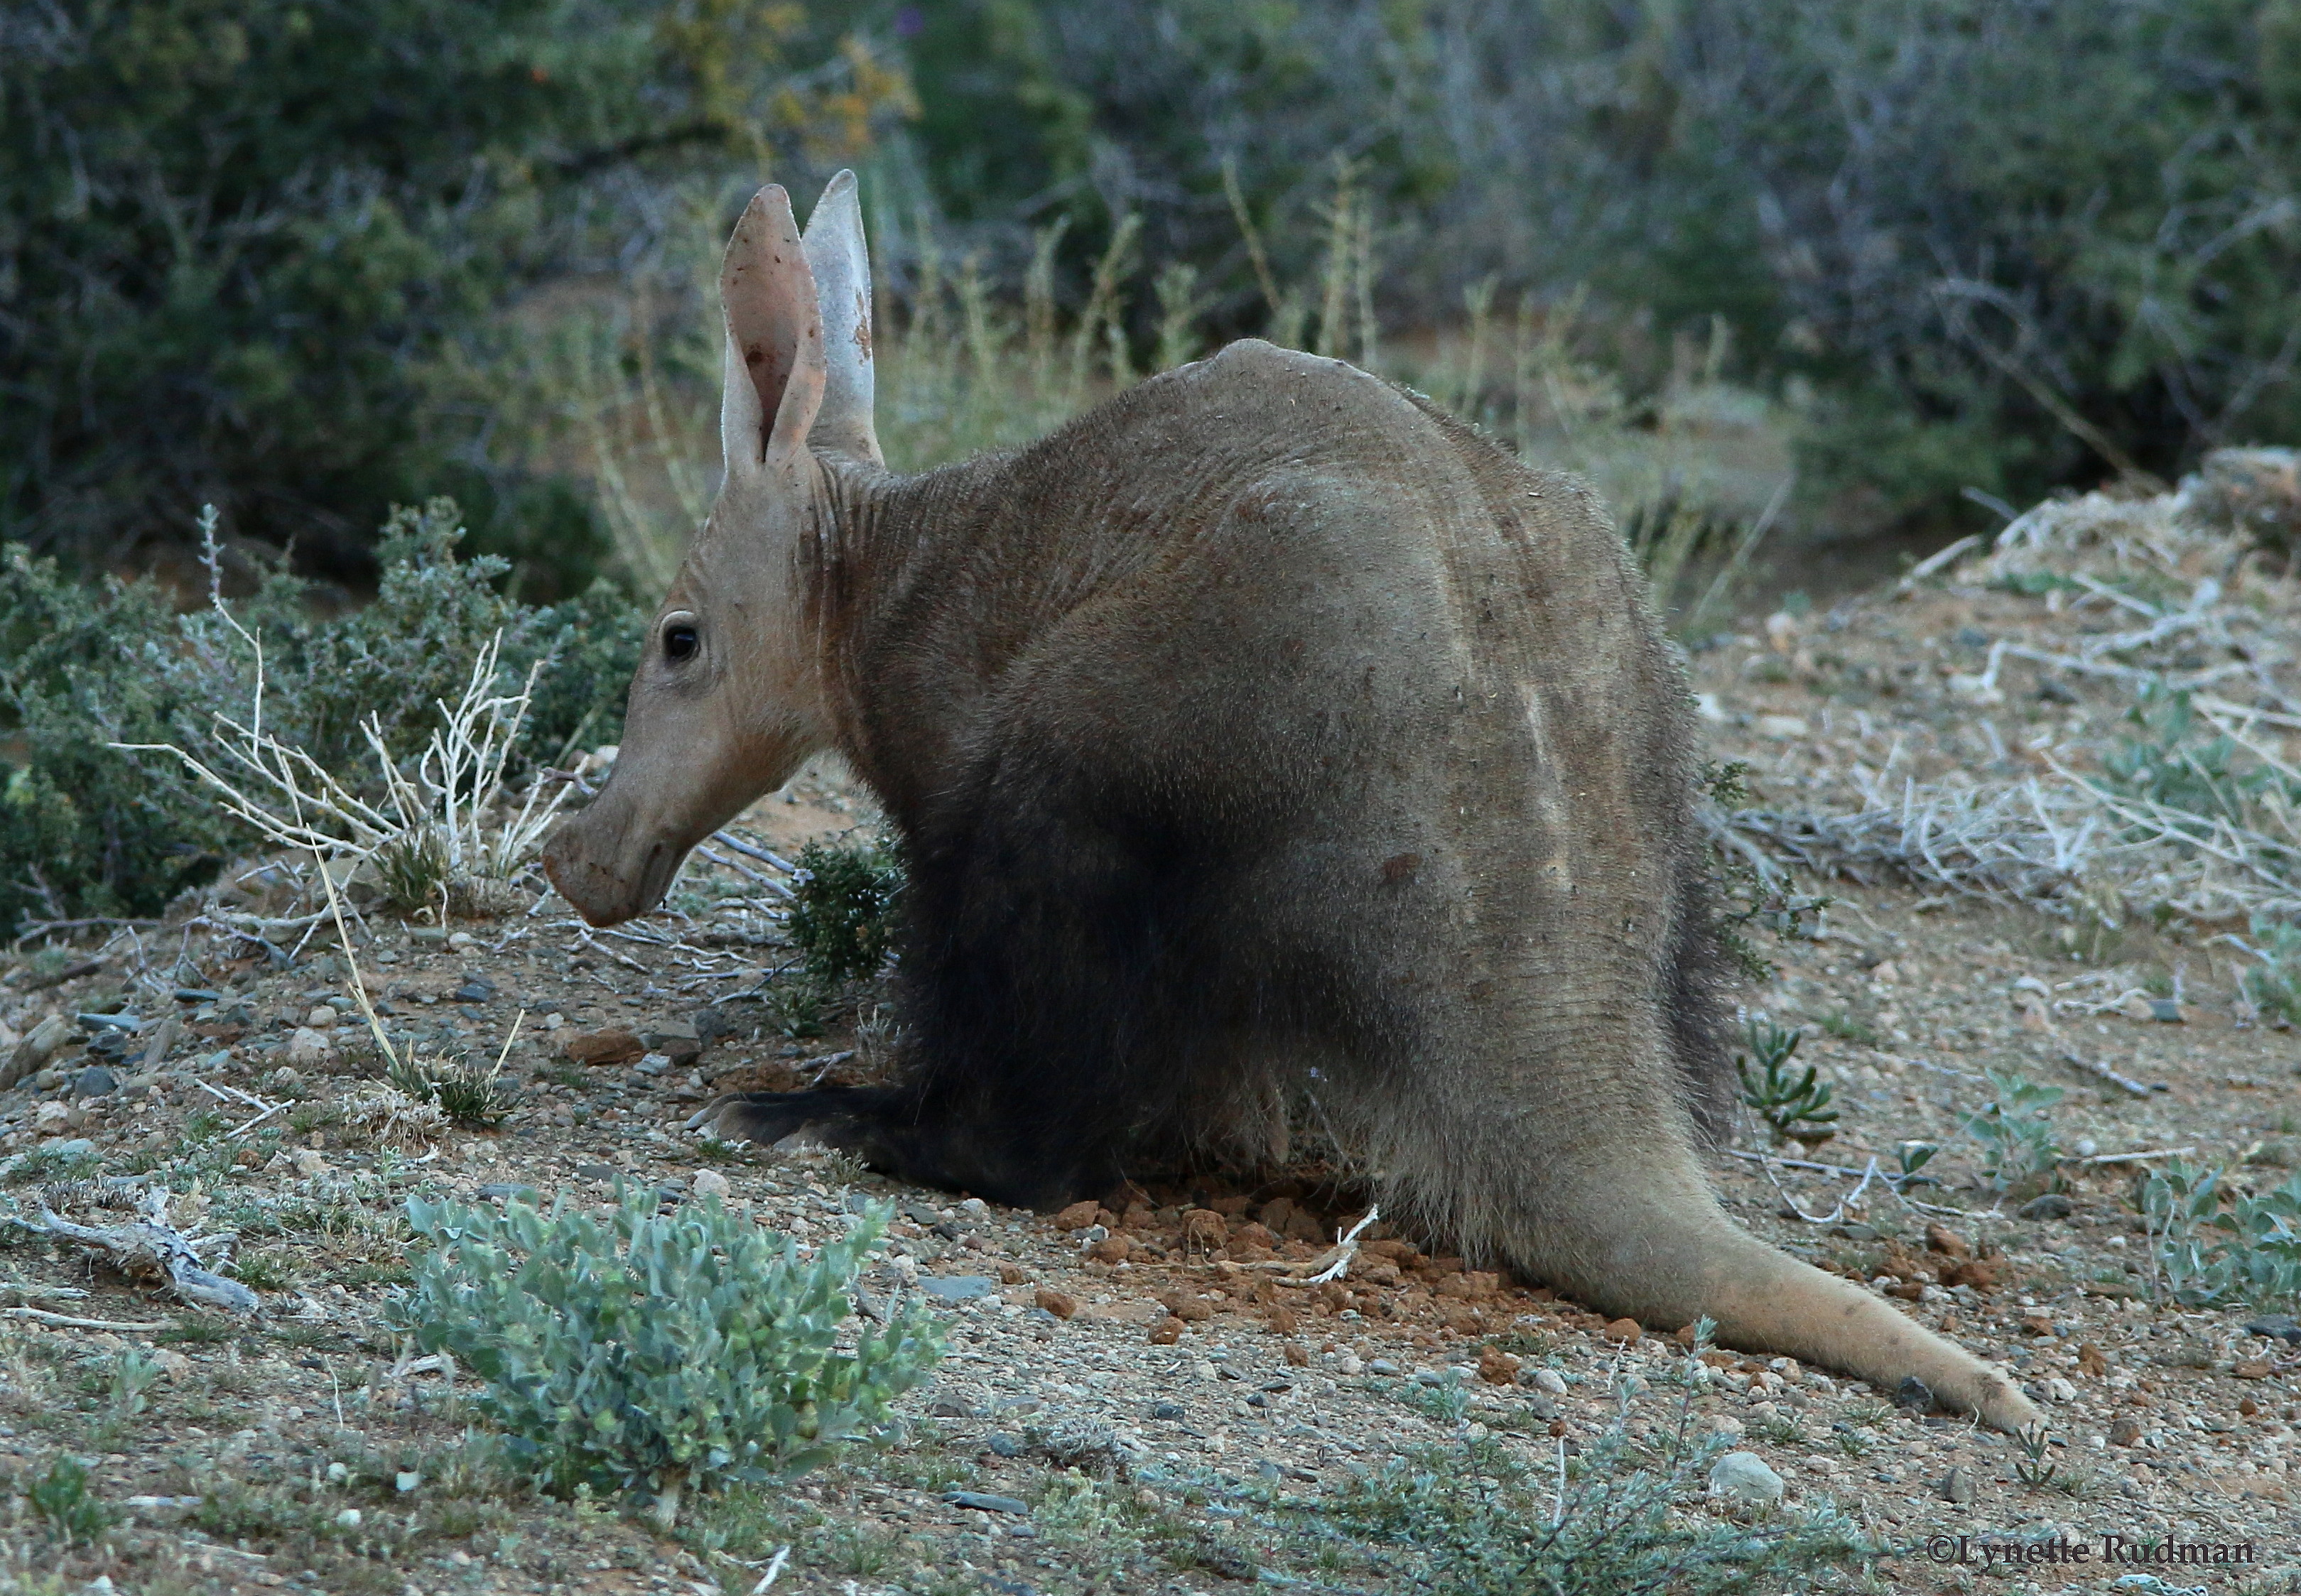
[[2140, 1158, 2301, 1309], [396, 1187, 941, 1528], [0, 501, 641, 933]]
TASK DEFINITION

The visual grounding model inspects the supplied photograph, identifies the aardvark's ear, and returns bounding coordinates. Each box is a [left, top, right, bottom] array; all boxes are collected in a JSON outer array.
[[720, 185, 826, 477], [801, 170, 881, 466]]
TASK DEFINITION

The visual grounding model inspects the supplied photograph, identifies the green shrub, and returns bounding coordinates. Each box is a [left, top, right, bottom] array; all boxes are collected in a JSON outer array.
[[396, 1186, 941, 1529], [1961, 1070, 2064, 1197], [0, 501, 641, 933], [27, 1453, 111, 1546], [0, 547, 237, 930], [1321, 1418, 1861, 1593], [2139, 1158, 2301, 1309], [786, 838, 907, 985], [2240, 916, 2301, 1028], [1, 0, 907, 591]]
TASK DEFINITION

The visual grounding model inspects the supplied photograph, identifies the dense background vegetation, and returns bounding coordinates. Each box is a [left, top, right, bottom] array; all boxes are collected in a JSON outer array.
[[9, 0, 2298, 587], [4, 0, 2300, 930]]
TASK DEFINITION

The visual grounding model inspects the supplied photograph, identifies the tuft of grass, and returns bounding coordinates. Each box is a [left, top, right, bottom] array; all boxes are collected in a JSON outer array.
[[761, 977, 825, 1041], [384, 1048, 514, 1129], [4, 1142, 101, 1185], [1734, 1019, 1837, 1146], [2012, 1422, 2057, 1489], [229, 1249, 301, 1293], [1817, 1010, 1881, 1047], [28, 1453, 112, 1545], [2239, 915, 2301, 1027]]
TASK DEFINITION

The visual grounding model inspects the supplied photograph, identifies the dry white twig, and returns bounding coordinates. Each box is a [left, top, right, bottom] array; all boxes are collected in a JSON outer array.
[[8, 1188, 256, 1314], [1258, 1205, 1382, 1284]]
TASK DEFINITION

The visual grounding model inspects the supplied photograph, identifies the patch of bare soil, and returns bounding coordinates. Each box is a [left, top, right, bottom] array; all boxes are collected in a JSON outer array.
[[5, 479, 2300, 1595]]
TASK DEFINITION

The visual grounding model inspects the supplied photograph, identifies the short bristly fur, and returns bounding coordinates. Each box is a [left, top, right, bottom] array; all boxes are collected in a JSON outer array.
[[542, 173, 2040, 1431]]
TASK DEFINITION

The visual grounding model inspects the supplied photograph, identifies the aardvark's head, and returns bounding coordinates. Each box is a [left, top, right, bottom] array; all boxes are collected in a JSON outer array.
[[542, 172, 879, 925]]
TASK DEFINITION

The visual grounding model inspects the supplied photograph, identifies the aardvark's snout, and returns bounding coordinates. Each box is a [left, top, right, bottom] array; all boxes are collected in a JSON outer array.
[[540, 794, 683, 928]]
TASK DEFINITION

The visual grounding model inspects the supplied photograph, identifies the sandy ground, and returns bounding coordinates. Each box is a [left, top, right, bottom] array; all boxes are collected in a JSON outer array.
[[4, 530, 2300, 1593]]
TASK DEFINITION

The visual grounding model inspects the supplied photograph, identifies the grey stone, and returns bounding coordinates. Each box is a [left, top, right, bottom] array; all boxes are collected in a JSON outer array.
[[2244, 1314, 2301, 1345], [1521, 1392, 1559, 1422], [919, 1274, 999, 1303], [641, 1018, 703, 1063], [2, 1014, 72, 1089], [943, 1491, 1029, 1515], [1939, 1466, 1976, 1504], [1706, 1451, 1785, 1505], [986, 1434, 1024, 1457], [478, 1184, 538, 1203], [1150, 1401, 1185, 1421], [452, 979, 496, 1003], [70, 1065, 119, 1099], [2017, 1193, 2073, 1220], [1367, 1359, 1401, 1377], [1894, 1374, 1934, 1410]]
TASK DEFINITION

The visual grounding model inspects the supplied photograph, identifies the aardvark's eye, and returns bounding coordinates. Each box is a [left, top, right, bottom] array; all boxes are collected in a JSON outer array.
[[663, 623, 700, 661]]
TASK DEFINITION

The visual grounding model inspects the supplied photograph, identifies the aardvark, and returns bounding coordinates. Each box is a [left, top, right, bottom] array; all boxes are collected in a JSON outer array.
[[542, 172, 2037, 1430]]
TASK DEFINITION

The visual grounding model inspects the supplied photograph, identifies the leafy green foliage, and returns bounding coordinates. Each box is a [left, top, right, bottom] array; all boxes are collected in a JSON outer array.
[[2240, 916, 2301, 1027], [28, 1453, 111, 1546], [1, 0, 904, 590], [0, 503, 640, 933], [2100, 683, 2297, 835], [2139, 1158, 2301, 1309], [1320, 1418, 1861, 1593], [396, 1186, 941, 1525], [787, 838, 907, 985], [1962, 1070, 2064, 1197], [1734, 1019, 1837, 1146], [0, 548, 237, 929], [1700, 760, 1828, 980]]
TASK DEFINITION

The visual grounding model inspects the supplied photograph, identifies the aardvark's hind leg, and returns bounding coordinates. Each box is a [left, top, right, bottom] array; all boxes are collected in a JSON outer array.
[[691, 1085, 900, 1149], [692, 1085, 1099, 1210]]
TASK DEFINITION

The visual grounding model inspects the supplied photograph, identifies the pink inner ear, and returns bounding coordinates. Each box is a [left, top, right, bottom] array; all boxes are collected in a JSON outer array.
[[736, 246, 802, 438], [723, 210, 816, 462], [746, 337, 791, 425]]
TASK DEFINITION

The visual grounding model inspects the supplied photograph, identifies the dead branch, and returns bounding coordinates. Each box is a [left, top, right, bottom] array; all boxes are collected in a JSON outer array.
[[8, 1188, 256, 1314]]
